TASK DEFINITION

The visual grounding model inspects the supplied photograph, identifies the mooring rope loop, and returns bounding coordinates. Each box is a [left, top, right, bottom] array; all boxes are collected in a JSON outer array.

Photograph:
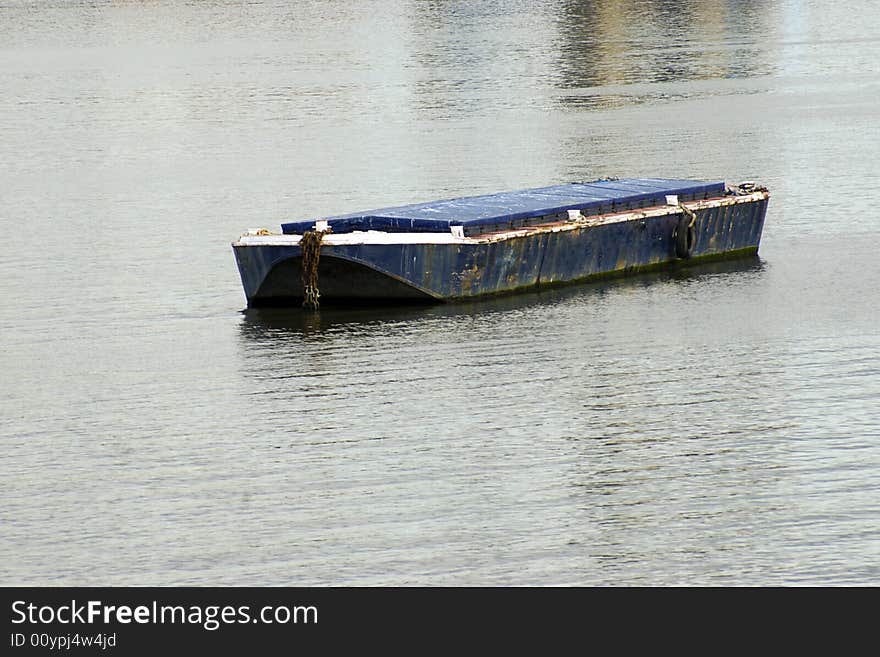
[[733, 181, 769, 195]]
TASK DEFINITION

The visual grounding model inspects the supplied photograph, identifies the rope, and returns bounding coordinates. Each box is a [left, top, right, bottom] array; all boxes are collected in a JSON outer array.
[[300, 228, 330, 310], [733, 181, 768, 195], [678, 202, 696, 228]]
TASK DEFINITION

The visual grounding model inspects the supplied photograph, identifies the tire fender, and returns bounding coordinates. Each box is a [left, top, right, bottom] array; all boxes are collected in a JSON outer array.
[[673, 206, 696, 259]]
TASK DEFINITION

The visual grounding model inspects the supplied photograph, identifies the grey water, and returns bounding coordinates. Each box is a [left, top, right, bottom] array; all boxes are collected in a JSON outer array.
[[2, 0, 878, 586]]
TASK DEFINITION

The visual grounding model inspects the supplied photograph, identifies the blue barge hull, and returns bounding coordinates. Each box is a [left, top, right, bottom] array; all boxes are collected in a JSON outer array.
[[232, 179, 769, 306]]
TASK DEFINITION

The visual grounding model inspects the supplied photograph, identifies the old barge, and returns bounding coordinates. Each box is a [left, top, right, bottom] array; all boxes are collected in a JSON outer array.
[[232, 178, 769, 307]]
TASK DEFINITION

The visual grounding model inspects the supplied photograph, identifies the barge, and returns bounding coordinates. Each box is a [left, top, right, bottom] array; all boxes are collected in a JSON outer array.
[[232, 178, 769, 307]]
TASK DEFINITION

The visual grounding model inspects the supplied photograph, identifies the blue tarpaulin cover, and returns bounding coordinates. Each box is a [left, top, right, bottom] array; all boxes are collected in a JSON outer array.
[[281, 178, 727, 235]]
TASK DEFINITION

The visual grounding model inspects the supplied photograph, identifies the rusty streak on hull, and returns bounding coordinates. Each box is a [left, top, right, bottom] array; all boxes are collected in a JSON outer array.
[[232, 190, 769, 306]]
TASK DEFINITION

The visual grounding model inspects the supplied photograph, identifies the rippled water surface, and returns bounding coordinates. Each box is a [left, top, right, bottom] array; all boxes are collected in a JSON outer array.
[[2, 0, 879, 585]]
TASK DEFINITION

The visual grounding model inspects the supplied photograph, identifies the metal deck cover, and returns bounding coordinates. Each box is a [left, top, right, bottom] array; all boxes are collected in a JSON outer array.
[[280, 178, 726, 235]]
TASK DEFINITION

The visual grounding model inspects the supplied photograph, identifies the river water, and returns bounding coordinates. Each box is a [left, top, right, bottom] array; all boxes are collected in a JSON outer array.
[[2, 0, 878, 586]]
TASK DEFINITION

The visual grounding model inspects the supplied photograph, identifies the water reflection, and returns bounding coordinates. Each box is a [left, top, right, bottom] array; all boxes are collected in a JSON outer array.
[[237, 255, 764, 340], [554, 0, 777, 110], [407, 0, 562, 118]]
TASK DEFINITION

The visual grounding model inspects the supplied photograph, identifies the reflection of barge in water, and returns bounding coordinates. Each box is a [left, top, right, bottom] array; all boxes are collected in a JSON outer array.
[[232, 178, 769, 307]]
